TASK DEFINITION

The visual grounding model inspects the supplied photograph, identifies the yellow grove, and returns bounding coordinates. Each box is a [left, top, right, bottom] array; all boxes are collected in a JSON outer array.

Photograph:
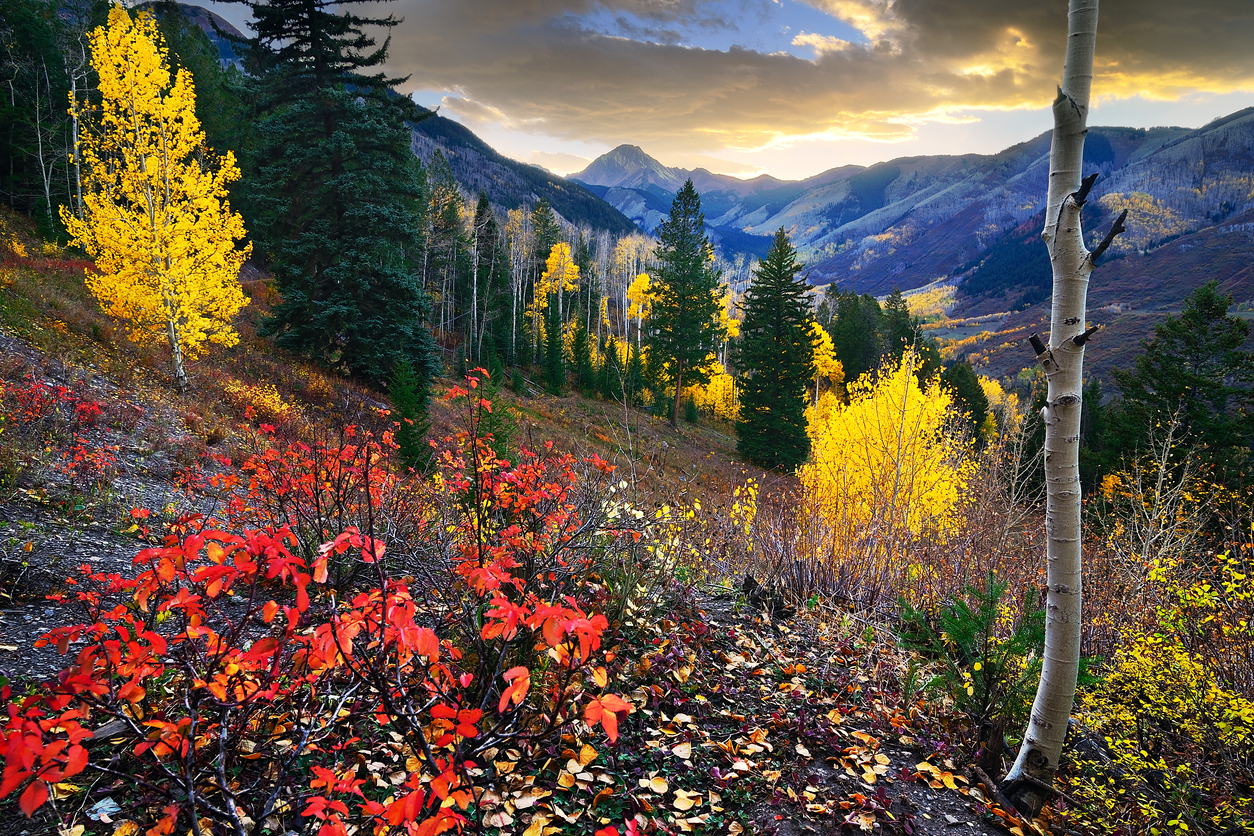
[[61, 4, 249, 387], [800, 350, 974, 555]]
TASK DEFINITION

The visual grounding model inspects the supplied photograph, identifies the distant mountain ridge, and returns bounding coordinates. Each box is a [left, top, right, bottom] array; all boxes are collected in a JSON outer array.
[[410, 109, 636, 235], [573, 108, 1254, 305]]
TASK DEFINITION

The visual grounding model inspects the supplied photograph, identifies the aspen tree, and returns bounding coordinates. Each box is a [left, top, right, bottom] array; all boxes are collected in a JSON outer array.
[[62, 4, 248, 390], [1004, 0, 1124, 813]]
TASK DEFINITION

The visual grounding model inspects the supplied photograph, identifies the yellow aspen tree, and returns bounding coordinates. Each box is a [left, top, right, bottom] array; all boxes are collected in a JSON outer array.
[[530, 241, 579, 343], [810, 320, 843, 405], [61, 4, 249, 390], [625, 272, 651, 348]]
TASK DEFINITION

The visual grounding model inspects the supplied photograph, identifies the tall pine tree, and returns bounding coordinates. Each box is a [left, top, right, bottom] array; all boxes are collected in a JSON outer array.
[[232, 0, 436, 385], [735, 229, 815, 470], [645, 180, 724, 429]]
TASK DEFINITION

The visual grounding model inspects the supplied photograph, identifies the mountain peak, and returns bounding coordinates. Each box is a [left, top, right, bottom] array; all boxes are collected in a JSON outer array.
[[573, 145, 687, 192]]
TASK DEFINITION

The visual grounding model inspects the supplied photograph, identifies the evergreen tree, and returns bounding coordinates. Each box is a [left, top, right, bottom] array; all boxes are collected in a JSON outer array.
[[940, 361, 990, 439], [828, 289, 884, 383], [1109, 282, 1253, 481], [625, 343, 645, 405], [735, 229, 815, 470], [598, 337, 623, 401], [388, 359, 430, 472], [152, 2, 251, 166], [544, 295, 565, 394], [645, 180, 725, 429], [881, 288, 917, 358], [232, 0, 436, 386], [530, 198, 560, 264], [571, 321, 594, 392], [0, 0, 76, 232]]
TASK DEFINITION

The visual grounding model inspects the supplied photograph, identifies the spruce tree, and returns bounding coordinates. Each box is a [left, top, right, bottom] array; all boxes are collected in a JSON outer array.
[[232, 0, 436, 386], [388, 359, 430, 472], [828, 289, 884, 383], [940, 360, 990, 438], [571, 321, 594, 392], [625, 344, 645, 406], [1109, 282, 1253, 481], [735, 228, 815, 470], [645, 180, 725, 429], [598, 337, 623, 401], [544, 296, 565, 394]]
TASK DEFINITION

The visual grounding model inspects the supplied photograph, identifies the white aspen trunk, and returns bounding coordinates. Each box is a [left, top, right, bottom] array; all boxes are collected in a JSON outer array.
[[167, 317, 188, 391], [1004, 0, 1102, 814], [70, 61, 84, 219], [470, 220, 480, 360], [33, 61, 55, 230]]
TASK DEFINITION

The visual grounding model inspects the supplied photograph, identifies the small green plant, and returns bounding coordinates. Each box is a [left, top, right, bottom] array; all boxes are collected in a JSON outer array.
[[898, 573, 1045, 773], [684, 395, 699, 424], [471, 370, 518, 464], [387, 359, 430, 472], [511, 368, 528, 396]]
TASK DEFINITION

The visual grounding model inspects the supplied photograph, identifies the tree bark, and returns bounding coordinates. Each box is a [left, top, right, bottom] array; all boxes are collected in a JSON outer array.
[[1004, 0, 1101, 815], [670, 360, 684, 429], [167, 318, 188, 392]]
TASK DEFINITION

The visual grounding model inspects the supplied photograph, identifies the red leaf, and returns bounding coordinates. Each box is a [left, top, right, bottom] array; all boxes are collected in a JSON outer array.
[[18, 780, 47, 817], [64, 745, 87, 778]]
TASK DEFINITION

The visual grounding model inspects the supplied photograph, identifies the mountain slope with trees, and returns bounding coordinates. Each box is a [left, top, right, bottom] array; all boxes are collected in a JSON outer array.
[[411, 111, 636, 235]]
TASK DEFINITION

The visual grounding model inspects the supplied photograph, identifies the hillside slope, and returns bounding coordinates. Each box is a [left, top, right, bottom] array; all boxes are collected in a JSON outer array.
[[411, 110, 637, 234]]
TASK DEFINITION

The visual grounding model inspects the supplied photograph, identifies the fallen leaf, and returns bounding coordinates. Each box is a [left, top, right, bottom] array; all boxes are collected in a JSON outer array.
[[673, 789, 702, 811], [672, 741, 692, 759], [795, 744, 811, 758]]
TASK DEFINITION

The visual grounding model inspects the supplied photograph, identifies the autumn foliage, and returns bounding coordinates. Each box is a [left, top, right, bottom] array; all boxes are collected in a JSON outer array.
[[61, 5, 250, 388], [799, 350, 975, 589], [1, 378, 638, 835]]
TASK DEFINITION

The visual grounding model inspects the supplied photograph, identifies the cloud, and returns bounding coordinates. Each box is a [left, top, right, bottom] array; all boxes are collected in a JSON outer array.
[[383, 0, 1254, 158], [523, 149, 594, 174], [791, 31, 851, 55]]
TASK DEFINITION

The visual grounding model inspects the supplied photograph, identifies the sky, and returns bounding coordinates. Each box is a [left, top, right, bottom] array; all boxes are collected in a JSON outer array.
[[200, 0, 1254, 181]]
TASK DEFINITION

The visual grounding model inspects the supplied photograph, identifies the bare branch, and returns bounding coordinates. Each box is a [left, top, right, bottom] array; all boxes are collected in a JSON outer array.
[[1089, 209, 1128, 265]]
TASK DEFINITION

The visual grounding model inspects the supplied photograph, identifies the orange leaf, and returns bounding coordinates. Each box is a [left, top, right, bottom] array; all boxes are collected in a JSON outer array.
[[498, 666, 530, 712], [118, 680, 145, 704]]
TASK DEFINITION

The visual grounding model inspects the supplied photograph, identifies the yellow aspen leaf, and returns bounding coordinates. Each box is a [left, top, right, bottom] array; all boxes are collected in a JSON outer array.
[[672, 741, 692, 759], [673, 789, 702, 811], [578, 744, 598, 766], [522, 815, 549, 836]]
